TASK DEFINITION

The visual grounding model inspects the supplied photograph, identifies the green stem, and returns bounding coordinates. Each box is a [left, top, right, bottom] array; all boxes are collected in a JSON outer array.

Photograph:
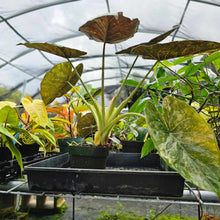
[[159, 60, 194, 105], [101, 42, 106, 121], [100, 112, 145, 145], [68, 105, 73, 138], [110, 61, 158, 122], [114, 55, 139, 106], [59, 48, 99, 114], [65, 56, 97, 109], [68, 83, 103, 131]]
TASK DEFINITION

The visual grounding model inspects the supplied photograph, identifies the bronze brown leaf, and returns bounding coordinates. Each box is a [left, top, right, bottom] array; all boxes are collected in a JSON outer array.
[[18, 42, 87, 58], [79, 12, 139, 44], [131, 40, 220, 60]]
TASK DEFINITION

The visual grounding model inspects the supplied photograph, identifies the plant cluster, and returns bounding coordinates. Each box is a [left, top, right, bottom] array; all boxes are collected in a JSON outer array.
[[0, 96, 56, 170], [46, 86, 96, 140], [111, 115, 147, 150], [124, 52, 220, 156], [127, 52, 220, 145], [16, 12, 220, 197]]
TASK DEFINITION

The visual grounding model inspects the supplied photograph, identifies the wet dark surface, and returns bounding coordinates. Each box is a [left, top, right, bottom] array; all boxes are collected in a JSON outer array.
[[28, 197, 220, 219]]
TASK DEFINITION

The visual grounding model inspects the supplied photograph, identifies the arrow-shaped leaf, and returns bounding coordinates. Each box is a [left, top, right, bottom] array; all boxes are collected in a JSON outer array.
[[130, 40, 220, 60], [18, 42, 86, 58], [41, 62, 83, 105], [21, 98, 48, 128], [77, 112, 97, 138], [145, 96, 220, 195], [79, 12, 139, 44], [0, 106, 19, 127]]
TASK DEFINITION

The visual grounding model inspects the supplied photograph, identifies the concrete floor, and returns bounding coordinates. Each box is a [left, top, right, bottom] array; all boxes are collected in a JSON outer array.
[[28, 197, 220, 219]]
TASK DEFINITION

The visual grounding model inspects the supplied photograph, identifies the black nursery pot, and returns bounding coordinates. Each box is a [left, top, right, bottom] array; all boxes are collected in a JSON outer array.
[[121, 140, 144, 153], [0, 147, 12, 162], [17, 143, 40, 157], [69, 145, 109, 169], [58, 137, 84, 153]]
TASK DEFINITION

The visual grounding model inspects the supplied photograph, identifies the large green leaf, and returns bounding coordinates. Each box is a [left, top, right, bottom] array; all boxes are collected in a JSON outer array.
[[0, 106, 18, 127], [145, 96, 220, 196], [18, 42, 86, 58], [118, 40, 220, 60], [21, 98, 48, 128], [41, 62, 83, 105]]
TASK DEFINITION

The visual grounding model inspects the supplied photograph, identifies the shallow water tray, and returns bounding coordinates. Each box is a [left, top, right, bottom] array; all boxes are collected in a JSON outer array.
[[24, 153, 184, 197]]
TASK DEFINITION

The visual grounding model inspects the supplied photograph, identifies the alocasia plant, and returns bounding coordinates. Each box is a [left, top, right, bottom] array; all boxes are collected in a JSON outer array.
[[18, 13, 181, 146]]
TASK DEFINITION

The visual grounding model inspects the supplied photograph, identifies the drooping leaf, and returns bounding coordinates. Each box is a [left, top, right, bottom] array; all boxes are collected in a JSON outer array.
[[201, 51, 220, 66], [117, 25, 179, 54], [77, 113, 97, 138], [18, 42, 86, 58], [33, 128, 56, 147], [141, 138, 155, 158], [0, 124, 19, 143], [41, 62, 83, 105], [21, 98, 48, 128], [118, 40, 220, 60], [0, 106, 18, 127], [135, 40, 220, 60], [79, 12, 139, 44], [10, 126, 45, 150], [145, 96, 220, 195], [4, 136, 23, 171]]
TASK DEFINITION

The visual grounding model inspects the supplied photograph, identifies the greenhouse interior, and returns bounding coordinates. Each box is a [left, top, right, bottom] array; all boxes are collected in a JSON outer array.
[[0, 0, 220, 219]]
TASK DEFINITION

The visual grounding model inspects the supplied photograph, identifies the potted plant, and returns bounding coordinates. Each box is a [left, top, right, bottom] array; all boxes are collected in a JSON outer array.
[[47, 99, 83, 154], [18, 13, 180, 168], [112, 115, 147, 153], [19, 12, 220, 197], [46, 85, 99, 154], [0, 99, 55, 171], [0, 103, 22, 168], [15, 96, 57, 154]]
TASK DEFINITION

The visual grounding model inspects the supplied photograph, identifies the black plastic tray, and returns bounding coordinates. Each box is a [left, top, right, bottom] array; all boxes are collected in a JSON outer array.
[[24, 153, 184, 197]]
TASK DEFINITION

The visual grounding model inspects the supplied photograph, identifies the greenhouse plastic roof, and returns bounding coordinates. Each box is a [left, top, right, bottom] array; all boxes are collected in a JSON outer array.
[[0, 0, 220, 99]]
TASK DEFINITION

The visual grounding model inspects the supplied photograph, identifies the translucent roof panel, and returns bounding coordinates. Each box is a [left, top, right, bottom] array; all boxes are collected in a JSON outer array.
[[0, 0, 219, 98]]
